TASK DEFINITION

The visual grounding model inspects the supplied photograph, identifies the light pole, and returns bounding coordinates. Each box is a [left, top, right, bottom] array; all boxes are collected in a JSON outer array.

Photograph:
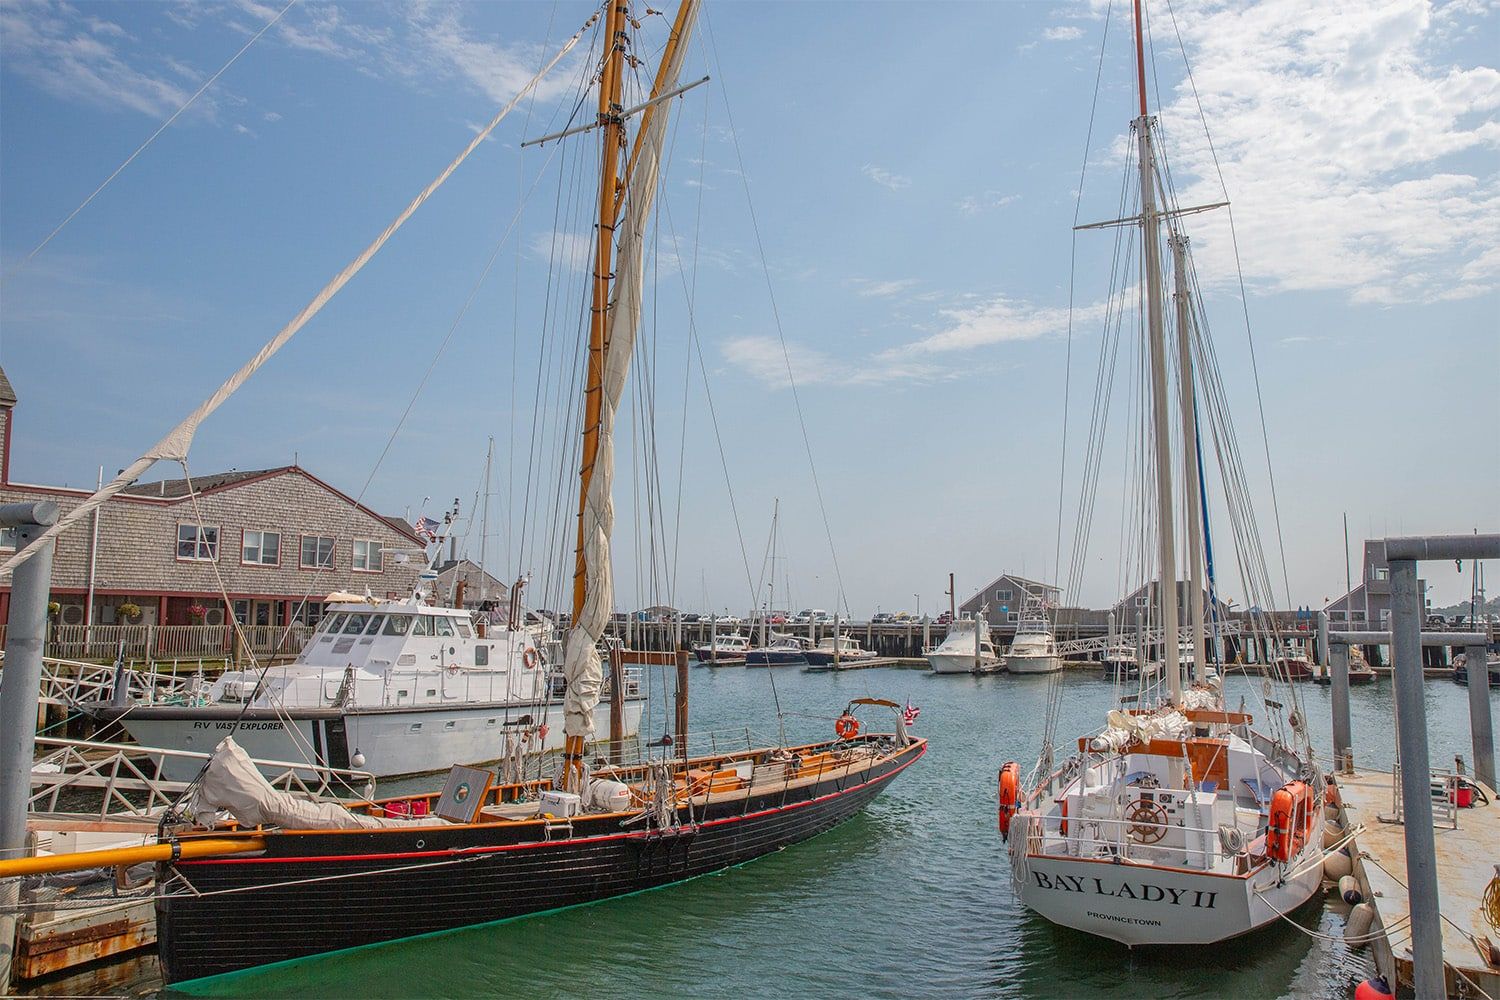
[[914, 594, 921, 618]]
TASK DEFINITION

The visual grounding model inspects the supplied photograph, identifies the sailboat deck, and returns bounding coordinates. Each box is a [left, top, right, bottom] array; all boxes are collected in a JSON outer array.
[[1338, 767, 1500, 997]]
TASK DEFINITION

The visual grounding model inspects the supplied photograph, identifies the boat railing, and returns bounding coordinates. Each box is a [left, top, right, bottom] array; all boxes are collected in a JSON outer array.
[[28, 736, 377, 818], [1035, 807, 1249, 871], [588, 727, 784, 769]]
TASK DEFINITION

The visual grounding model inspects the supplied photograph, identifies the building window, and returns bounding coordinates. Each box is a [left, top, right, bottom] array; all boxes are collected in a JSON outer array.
[[301, 535, 335, 569], [177, 523, 219, 561], [1373, 567, 1389, 581], [242, 529, 281, 566], [353, 539, 383, 573], [997, 588, 1013, 602], [0, 527, 17, 550]]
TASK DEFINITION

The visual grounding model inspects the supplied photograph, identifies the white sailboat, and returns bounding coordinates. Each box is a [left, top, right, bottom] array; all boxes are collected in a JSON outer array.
[[1001, 0, 1325, 946]]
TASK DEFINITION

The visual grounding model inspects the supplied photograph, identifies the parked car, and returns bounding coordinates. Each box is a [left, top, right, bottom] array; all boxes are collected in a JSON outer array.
[[718, 614, 742, 625], [871, 612, 894, 624], [679, 613, 701, 623], [936, 611, 953, 625]]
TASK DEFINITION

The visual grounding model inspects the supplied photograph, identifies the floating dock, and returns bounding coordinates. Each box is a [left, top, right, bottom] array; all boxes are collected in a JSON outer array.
[[1337, 768, 1500, 997], [802, 657, 923, 673]]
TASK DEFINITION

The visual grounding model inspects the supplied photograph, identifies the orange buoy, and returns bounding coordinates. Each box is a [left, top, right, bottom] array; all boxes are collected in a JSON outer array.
[[1268, 780, 1314, 862], [834, 713, 860, 739], [1353, 977, 1392, 1000], [998, 761, 1021, 841]]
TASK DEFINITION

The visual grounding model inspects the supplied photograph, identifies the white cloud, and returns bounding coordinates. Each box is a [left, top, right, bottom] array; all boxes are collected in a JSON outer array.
[[0, 4, 203, 119], [889, 294, 1114, 356], [957, 191, 1020, 214], [1043, 26, 1085, 41], [861, 163, 911, 191], [722, 335, 970, 389], [1148, 0, 1500, 304], [262, 110, 282, 122], [233, 122, 256, 137], [852, 278, 919, 298], [527, 229, 595, 272], [397, 3, 583, 106]]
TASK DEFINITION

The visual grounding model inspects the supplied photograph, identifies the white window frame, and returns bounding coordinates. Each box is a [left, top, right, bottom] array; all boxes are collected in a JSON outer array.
[[300, 534, 336, 570], [352, 538, 383, 573], [177, 523, 219, 562], [241, 529, 281, 567], [0, 526, 17, 550]]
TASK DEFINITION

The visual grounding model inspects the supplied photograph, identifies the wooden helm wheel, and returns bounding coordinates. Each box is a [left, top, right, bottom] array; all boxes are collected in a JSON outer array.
[[1124, 799, 1168, 844]]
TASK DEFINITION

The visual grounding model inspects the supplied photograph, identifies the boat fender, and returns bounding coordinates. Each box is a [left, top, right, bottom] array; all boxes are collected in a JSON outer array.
[[1345, 902, 1376, 944], [1353, 976, 1391, 999], [1323, 847, 1353, 880], [1322, 819, 1342, 849], [524, 647, 541, 669], [835, 714, 860, 740], [1338, 875, 1362, 905], [997, 762, 1020, 841]]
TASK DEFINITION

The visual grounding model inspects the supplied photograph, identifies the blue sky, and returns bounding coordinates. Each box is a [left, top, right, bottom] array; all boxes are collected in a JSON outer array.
[[1, 0, 1496, 615]]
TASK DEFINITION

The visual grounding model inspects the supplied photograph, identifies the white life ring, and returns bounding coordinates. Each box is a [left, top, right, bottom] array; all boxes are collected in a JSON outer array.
[[523, 647, 540, 669], [445, 663, 461, 677]]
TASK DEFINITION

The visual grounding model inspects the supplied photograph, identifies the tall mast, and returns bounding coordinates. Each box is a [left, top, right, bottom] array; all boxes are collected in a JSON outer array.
[[1134, 0, 1181, 701], [479, 436, 492, 604], [1171, 232, 1206, 684], [572, 0, 629, 626]]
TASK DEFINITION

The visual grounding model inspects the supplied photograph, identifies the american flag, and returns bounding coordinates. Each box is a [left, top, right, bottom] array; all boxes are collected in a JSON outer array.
[[903, 702, 921, 726], [413, 516, 441, 543]]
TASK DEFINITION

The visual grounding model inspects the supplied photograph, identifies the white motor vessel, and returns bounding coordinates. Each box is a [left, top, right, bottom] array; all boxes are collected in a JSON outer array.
[[926, 616, 1001, 674], [1005, 603, 1062, 674], [88, 594, 645, 779]]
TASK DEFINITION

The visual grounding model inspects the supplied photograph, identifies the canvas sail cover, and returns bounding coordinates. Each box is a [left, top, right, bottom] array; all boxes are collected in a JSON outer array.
[[563, 0, 700, 742]]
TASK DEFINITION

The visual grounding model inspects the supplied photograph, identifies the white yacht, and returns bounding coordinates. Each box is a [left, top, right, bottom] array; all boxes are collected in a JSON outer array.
[[804, 634, 876, 667], [925, 616, 1001, 674], [87, 593, 645, 780], [1005, 603, 1062, 674]]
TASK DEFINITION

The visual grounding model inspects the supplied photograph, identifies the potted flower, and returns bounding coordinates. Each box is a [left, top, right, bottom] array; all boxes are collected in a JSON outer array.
[[117, 602, 142, 624], [47, 601, 60, 620], [187, 603, 209, 624]]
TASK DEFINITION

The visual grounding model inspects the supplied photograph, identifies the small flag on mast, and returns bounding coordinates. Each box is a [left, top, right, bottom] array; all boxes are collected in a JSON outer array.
[[902, 702, 920, 726], [413, 516, 441, 543]]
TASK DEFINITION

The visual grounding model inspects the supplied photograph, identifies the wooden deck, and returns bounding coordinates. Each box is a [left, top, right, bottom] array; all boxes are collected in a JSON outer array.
[[1337, 767, 1500, 997]]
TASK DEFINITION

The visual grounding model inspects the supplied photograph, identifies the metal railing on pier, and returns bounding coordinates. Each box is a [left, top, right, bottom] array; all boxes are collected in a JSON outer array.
[[28, 736, 377, 819]]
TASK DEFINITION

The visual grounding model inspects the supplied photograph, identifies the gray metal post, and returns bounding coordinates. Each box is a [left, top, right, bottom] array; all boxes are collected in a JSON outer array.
[[1390, 558, 1444, 999], [1317, 610, 1330, 667], [1467, 641, 1495, 791], [0, 501, 60, 991], [1330, 640, 1353, 772]]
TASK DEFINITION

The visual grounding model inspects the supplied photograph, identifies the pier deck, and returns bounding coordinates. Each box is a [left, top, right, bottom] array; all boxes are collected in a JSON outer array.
[[1338, 768, 1500, 997]]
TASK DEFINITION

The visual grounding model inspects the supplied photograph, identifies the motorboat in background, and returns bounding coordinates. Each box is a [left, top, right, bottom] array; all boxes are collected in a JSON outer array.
[[746, 633, 812, 667], [804, 634, 876, 667], [692, 632, 751, 664], [1005, 602, 1062, 674], [925, 615, 1001, 674]]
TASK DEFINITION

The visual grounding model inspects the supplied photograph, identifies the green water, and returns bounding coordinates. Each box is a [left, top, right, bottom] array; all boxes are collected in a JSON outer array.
[[57, 667, 1496, 998]]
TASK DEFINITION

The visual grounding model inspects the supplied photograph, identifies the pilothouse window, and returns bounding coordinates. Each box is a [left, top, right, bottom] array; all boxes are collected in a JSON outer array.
[[321, 613, 347, 634], [383, 615, 413, 636], [434, 617, 455, 637], [363, 615, 386, 634], [342, 614, 371, 634], [410, 617, 433, 637]]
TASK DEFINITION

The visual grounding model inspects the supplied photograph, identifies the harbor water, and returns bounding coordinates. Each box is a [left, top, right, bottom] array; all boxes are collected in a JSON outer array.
[[39, 666, 1493, 998]]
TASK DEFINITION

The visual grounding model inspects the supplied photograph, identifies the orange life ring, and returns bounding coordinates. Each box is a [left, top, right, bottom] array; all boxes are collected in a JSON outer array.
[[997, 761, 1020, 841], [1267, 780, 1314, 863], [445, 663, 460, 677], [523, 646, 540, 669], [834, 713, 860, 739]]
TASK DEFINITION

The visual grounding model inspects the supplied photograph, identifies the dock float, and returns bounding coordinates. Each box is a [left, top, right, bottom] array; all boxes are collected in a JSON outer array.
[[803, 657, 923, 673], [1337, 768, 1500, 997]]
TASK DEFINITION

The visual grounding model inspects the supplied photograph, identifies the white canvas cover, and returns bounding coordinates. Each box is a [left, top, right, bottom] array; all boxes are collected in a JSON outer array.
[[563, 0, 701, 741], [187, 737, 444, 831]]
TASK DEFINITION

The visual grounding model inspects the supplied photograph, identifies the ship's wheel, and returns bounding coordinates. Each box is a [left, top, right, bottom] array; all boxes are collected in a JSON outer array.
[[1124, 799, 1168, 844]]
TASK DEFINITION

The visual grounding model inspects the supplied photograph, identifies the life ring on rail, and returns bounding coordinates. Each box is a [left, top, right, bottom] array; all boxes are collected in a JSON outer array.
[[997, 761, 1020, 841], [523, 647, 541, 669], [834, 713, 860, 740], [445, 663, 461, 677]]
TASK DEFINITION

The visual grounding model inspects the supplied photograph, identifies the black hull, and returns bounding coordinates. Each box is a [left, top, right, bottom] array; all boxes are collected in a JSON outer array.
[[156, 738, 925, 984], [803, 651, 875, 666], [745, 652, 808, 666]]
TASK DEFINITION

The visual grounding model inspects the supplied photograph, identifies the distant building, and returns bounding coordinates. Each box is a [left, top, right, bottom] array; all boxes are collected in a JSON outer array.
[[0, 366, 423, 629], [431, 559, 510, 609], [1109, 581, 1234, 625], [1324, 540, 1428, 630], [960, 574, 1062, 623]]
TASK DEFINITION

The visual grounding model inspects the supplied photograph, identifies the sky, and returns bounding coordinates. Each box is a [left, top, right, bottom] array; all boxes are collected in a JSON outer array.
[[1, 0, 1496, 617]]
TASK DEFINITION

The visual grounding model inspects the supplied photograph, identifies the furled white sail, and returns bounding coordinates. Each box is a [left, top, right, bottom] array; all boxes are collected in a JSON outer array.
[[563, 0, 700, 742]]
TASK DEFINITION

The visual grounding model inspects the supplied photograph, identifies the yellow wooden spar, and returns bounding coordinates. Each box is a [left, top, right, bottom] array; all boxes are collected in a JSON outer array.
[[0, 836, 266, 879]]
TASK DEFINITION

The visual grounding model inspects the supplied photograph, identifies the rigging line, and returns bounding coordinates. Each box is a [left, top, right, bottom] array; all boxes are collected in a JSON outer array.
[[1161, 0, 1293, 615], [0, 0, 298, 287], [700, 6, 851, 619], [1055, 0, 1116, 597], [0, 14, 599, 580]]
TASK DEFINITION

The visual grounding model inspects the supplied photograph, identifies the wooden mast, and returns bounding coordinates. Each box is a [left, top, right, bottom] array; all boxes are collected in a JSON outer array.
[[566, 0, 629, 783], [566, 0, 698, 784]]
